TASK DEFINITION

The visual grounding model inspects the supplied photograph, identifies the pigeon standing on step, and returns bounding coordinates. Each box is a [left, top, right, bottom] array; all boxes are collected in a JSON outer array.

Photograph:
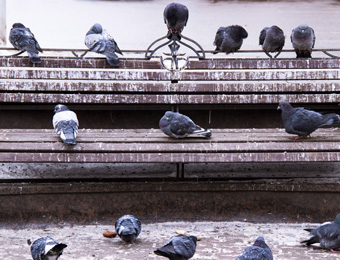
[[52, 104, 79, 145], [301, 213, 340, 252], [163, 3, 189, 40], [259, 25, 285, 58], [115, 215, 142, 243], [9, 23, 43, 63], [277, 101, 340, 140], [154, 234, 198, 260], [291, 24, 315, 58], [159, 111, 212, 139], [85, 23, 123, 66], [236, 236, 273, 260], [213, 25, 248, 54], [30, 236, 67, 260]]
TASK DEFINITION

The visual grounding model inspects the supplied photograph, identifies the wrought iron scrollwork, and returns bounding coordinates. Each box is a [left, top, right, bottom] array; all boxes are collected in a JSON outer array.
[[145, 35, 205, 71]]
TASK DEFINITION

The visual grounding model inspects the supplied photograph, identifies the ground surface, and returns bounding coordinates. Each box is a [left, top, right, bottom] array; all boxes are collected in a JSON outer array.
[[1, 221, 338, 260]]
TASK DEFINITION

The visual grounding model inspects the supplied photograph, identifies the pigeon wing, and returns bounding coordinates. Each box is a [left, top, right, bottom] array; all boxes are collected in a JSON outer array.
[[173, 236, 195, 258], [290, 108, 321, 135], [259, 28, 267, 45], [102, 29, 122, 55], [85, 33, 106, 53], [214, 27, 226, 47], [170, 114, 198, 136], [311, 27, 316, 48]]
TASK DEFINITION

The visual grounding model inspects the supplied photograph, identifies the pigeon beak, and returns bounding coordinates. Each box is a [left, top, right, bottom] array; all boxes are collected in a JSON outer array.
[[197, 237, 201, 241], [277, 105, 281, 110]]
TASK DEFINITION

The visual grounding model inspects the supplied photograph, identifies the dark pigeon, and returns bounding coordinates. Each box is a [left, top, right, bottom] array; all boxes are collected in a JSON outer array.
[[213, 25, 248, 54], [9, 23, 43, 63], [85, 23, 122, 66], [115, 215, 142, 243], [301, 213, 340, 252], [277, 101, 340, 140], [236, 236, 273, 260], [30, 236, 67, 260], [159, 111, 212, 139], [154, 234, 197, 260], [163, 3, 189, 40], [291, 24, 315, 58], [53, 104, 79, 145], [259, 25, 285, 58]]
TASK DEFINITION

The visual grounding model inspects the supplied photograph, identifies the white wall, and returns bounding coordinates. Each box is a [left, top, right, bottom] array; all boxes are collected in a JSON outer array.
[[0, 0, 5, 45]]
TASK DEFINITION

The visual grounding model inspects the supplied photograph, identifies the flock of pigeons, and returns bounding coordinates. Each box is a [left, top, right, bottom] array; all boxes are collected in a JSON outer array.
[[7, 2, 340, 259], [52, 100, 340, 145], [29, 213, 340, 259], [8, 3, 316, 66]]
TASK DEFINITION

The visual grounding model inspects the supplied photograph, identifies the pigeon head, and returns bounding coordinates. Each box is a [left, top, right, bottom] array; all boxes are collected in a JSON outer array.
[[335, 214, 340, 225], [253, 236, 269, 248], [54, 104, 70, 113], [118, 225, 137, 242], [277, 101, 293, 111], [188, 235, 198, 245], [159, 111, 175, 127], [88, 23, 103, 35], [237, 26, 249, 39], [12, 23, 26, 29], [294, 24, 312, 39]]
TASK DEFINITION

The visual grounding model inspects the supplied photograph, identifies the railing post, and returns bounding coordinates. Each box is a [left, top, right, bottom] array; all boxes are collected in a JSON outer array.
[[0, 0, 6, 46]]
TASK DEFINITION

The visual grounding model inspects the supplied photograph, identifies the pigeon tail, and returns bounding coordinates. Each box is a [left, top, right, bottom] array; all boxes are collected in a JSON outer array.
[[63, 132, 77, 145], [192, 128, 212, 138], [27, 52, 41, 63], [106, 55, 120, 66], [301, 236, 319, 245], [167, 31, 181, 41], [53, 243, 68, 252], [319, 113, 340, 127]]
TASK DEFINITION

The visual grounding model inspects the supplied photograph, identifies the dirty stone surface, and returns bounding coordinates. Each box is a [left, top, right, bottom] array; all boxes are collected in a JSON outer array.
[[1, 221, 338, 260]]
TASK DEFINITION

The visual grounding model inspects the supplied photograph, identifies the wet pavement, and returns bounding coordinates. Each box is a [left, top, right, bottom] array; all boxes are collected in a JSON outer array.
[[1, 221, 338, 260]]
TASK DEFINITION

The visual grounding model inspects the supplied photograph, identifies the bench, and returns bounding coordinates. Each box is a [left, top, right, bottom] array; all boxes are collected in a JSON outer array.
[[0, 53, 339, 177]]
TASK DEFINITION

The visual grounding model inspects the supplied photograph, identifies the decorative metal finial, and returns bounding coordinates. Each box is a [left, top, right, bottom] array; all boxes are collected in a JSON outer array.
[[145, 34, 205, 71]]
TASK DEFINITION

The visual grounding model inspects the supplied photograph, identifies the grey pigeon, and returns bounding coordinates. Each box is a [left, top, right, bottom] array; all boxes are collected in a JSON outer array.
[[259, 25, 285, 58], [277, 101, 339, 140], [236, 236, 273, 260], [213, 25, 248, 54], [291, 24, 315, 58], [159, 111, 212, 139], [301, 213, 340, 252], [30, 236, 67, 260], [164, 3, 189, 40], [85, 23, 122, 66], [9, 23, 43, 63], [154, 234, 197, 260], [52, 104, 79, 145], [115, 215, 142, 243]]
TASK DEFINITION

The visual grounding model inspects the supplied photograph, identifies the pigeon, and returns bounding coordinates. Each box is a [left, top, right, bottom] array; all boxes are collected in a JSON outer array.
[[236, 236, 273, 260], [277, 101, 340, 140], [291, 24, 315, 58], [85, 23, 123, 66], [52, 104, 79, 145], [159, 111, 212, 139], [30, 236, 67, 260], [301, 213, 340, 252], [259, 25, 285, 58], [213, 25, 248, 54], [115, 215, 142, 243], [154, 234, 197, 260], [163, 3, 189, 40], [9, 23, 43, 63]]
